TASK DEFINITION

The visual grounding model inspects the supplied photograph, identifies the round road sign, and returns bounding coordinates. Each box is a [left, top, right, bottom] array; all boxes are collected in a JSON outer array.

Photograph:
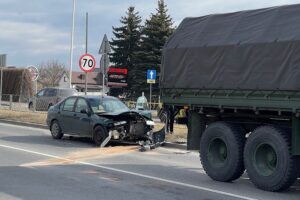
[[27, 65, 39, 81], [79, 54, 96, 72]]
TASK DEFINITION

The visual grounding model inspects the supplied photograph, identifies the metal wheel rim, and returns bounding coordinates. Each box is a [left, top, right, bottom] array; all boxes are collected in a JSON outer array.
[[254, 143, 277, 176], [52, 123, 60, 137], [207, 138, 228, 167]]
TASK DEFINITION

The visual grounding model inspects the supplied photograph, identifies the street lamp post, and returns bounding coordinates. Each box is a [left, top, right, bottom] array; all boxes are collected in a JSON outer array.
[[69, 0, 76, 88], [0, 67, 3, 107]]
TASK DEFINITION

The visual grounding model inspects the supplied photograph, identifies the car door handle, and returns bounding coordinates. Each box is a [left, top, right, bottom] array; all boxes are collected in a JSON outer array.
[[73, 113, 77, 117]]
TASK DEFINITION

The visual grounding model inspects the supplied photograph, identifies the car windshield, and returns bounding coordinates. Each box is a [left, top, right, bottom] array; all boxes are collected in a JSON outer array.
[[87, 98, 130, 113]]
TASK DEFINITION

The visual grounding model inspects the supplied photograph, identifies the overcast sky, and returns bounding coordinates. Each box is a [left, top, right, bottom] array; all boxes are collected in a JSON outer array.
[[1, 0, 300, 71]]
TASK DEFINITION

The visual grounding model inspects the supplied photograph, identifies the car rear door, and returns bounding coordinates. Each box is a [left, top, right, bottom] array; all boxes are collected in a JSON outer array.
[[73, 98, 92, 136], [44, 88, 57, 109], [59, 97, 77, 134], [35, 89, 45, 110]]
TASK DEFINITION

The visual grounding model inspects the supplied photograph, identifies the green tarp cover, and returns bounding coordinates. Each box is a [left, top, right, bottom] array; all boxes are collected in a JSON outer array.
[[161, 4, 300, 90]]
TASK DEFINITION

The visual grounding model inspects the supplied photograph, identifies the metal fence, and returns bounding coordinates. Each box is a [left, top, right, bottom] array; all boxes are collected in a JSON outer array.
[[124, 101, 162, 111], [0, 94, 163, 113], [0, 94, 32, 112]]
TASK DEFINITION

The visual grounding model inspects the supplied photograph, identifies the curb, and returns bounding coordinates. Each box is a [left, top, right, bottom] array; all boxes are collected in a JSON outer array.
[[0, 119, 188, 150], [0, 119, 48, 130]]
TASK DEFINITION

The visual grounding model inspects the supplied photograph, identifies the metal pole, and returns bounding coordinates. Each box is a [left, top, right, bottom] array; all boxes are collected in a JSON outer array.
[[35, 80, 37, 95], [69, 0, 76, 88], [85, 12, 88, 95], [102, 65, 105, 95], [0, 67, 3, 107], [150, 83, 152, 110]]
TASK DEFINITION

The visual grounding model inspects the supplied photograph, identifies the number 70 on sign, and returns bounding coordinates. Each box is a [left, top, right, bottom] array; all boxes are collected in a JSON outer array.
[[79, 54, 96, 72]]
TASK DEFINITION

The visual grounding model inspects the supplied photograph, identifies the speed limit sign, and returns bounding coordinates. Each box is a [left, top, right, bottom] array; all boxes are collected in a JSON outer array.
[[79, 54, 96, 72]]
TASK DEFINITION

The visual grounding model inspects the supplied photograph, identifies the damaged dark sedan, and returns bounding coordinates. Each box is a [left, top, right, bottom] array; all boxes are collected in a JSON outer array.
[[46, 96, 164, 147]]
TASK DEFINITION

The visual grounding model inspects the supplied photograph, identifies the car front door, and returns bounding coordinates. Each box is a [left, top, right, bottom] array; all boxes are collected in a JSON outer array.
[[35, 89, 45, 111], [73, 98, 92, 136], [59, 97, 77, 134], [44, 88, 57, 110]]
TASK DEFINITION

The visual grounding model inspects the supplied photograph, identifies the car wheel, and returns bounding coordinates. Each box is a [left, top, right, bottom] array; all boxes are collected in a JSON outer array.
[[200, 122, 246, 182], [29, 102, 34, 111], [244, 125, 300, 191], [51, 120, 64, 139], [93, 126, 108, 147]]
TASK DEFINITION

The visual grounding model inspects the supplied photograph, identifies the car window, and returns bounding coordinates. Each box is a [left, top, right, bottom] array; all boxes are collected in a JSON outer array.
[[63, 98, 76, 112], [87, 98, 129, 113], [37, 89, 45, 97], [45, 89, 57, 97], [75, 98, 89, 113], [59, 89, 78, 97]]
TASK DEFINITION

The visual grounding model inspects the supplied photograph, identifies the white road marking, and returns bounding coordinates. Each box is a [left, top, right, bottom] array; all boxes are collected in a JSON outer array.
[[0, 144, 258, 200]]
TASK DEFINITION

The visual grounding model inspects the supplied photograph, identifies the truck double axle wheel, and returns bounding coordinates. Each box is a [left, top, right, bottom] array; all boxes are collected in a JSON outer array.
[[200, 122, 300, 191]]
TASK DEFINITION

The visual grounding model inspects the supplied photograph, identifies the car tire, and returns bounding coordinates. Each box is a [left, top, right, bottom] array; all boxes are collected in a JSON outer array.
[[244, 125, 300, 191], [200, 122, 245, 182], [51, 120, 64, 139], [93, 126, 108, 147], [29, 102, 34, 111]]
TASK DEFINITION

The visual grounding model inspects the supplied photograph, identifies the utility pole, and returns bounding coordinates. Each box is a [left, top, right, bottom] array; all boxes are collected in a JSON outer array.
[[0, 67, 3, 107], [85, 12, 88, 95], [69, 0, 76, 88], [0, 54, 6, 108]]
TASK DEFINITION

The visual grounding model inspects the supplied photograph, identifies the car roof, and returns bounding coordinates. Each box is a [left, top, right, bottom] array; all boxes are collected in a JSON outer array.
[[68, 95, 119, 100], [42, 87, 76, 91]]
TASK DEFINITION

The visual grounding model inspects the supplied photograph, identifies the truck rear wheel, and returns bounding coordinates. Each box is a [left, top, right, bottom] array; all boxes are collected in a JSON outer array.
[[200, 122, 245, 182], [244, 125, 300, 191]]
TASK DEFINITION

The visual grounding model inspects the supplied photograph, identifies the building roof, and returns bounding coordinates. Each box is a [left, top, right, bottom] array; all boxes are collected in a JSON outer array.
[[71, 72, 103, 85]]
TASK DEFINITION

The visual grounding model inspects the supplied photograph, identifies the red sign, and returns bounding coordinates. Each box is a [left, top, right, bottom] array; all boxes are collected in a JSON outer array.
[[107, 67, 128, 87], [79, 54, 96, 72], [27, 65, 39, 81], [108, 68, 128, 74]]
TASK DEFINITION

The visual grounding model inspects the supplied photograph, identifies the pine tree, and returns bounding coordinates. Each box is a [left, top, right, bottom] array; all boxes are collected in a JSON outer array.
[[133, 0, 174, 99], [110, 7, 142, 98]]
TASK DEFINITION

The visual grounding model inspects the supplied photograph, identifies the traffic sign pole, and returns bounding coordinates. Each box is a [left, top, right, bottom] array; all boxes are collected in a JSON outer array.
[[99, 34, 111, 96], [150, 83, 152, 110], [147, 69, 156, 110], [85, 12, 89, 96]]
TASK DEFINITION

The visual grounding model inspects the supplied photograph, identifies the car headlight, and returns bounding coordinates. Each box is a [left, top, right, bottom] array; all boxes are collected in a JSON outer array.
[[146, 120, 155, 126], [114, 121, 127, 126]]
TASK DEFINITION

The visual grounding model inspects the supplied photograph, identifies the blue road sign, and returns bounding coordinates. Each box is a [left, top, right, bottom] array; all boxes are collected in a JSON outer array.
[[147, 70, 156, 80], [147, 70, 156, 84]]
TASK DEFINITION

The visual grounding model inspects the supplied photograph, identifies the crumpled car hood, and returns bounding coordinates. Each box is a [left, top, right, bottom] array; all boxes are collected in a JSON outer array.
[[97, 110, 151, 120]]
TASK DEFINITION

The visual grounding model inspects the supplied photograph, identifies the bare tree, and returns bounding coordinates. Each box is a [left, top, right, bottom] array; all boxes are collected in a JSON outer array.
[[38, 60, 67, 88]]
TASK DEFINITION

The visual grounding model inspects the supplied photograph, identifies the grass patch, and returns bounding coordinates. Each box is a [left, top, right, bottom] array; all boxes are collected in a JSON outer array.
[[0, 110, 47, 125]]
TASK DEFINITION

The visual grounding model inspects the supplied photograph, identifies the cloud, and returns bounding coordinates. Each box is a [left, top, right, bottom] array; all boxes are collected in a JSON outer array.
[[0, 20, 69, 55], [1, 0, 300, 67]]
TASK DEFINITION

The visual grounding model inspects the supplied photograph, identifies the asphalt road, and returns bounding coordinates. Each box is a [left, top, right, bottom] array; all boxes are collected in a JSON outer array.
[[0, 123, 299, 200]]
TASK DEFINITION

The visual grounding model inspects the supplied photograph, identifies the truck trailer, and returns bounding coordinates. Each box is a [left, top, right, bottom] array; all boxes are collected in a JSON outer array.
[[160, 4, 300, 192]]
